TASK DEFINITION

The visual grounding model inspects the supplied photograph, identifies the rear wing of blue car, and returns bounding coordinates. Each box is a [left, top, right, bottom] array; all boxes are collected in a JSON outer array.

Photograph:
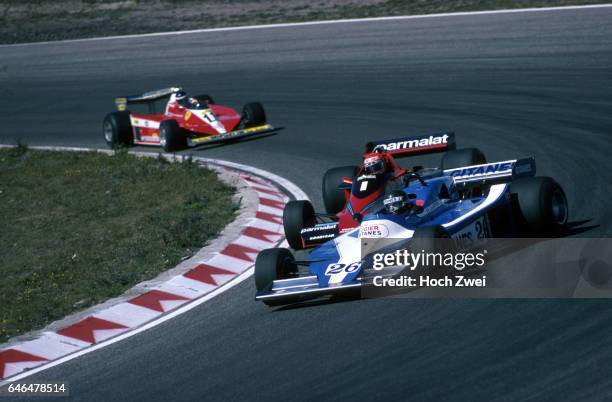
[[365, 131, 456, 157], [115, 87, 179, 111], [444, 157, 536, 186]]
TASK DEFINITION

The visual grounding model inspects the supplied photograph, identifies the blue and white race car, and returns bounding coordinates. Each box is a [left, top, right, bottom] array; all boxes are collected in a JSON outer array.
[[254, 143, 569, 306]]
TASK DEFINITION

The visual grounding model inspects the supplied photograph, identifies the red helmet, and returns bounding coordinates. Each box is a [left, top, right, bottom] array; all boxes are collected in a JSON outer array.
[[363, 153, 386, 175]]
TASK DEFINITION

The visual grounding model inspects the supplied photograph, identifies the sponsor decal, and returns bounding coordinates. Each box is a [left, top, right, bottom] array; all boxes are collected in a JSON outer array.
[[185, 111, 192, 121], [243, 124, 272, 133], [191, 136, 211, 144], [139, 136, 160, 142], [359, 223, 389, 238], [115, 98, 127, 111], [378, 134, 449, 152], [383, 195, 404, 206], [450, 162, 514, 178], [190, 125, 272, 144], [309, 234, 336, 241], [129, 117, 160, 129], [452, 216, 490, 249], [301, 224, 338, 233]]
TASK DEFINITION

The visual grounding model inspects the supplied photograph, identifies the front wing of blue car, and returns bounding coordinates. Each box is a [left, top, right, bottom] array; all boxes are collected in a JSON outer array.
[[255, 276, 362, 304]]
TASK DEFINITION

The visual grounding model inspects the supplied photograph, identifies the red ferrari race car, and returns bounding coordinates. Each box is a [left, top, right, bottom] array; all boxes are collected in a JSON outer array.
[[103, 87, 278, 152], [283, 132, 461, 249]]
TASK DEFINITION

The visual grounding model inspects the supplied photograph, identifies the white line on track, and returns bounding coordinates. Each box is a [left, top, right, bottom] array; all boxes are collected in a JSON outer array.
[[1, 3, 611, 48]]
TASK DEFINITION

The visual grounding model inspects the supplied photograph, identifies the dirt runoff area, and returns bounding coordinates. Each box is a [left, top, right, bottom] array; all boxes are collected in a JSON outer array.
[[1, 0, 609, 45]]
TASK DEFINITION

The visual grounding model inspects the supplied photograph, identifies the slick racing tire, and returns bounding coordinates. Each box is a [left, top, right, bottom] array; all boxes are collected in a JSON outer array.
[[255, 248, 298, 303], [159, 120, 187, 152], [322, 165, 359, 214], [510, 176, 568, 236], [103, 111, 133, 148], [283, 200, 316, 250], [242, 102, 267, 128], [193, 94, 215, 105], [440, 148, 487, 170]]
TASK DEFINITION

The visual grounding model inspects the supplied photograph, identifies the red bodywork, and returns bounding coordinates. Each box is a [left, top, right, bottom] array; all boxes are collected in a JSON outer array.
[[336, 151, 408, 233], [129, 102, 242, 146]]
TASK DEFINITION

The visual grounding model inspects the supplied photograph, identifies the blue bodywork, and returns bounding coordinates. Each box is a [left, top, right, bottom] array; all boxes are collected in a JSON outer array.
[[307, 174, 508, 287], [254, 157, 534, 304]]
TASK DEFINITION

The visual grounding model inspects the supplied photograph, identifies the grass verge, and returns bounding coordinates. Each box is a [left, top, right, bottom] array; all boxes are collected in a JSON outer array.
[[0, 0, 610, 45], [0, 146, 237, 343]]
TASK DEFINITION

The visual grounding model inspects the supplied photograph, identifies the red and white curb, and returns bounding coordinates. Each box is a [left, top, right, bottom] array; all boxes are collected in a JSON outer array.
[[0, 147, 308, 383]]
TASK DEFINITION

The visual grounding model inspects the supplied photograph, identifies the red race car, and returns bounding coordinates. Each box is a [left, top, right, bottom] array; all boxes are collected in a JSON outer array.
[[103, 87, 278, 152], [282, 132, 457, 249]]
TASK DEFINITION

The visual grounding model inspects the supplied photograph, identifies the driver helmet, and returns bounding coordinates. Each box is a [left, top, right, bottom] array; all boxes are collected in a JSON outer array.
[[383, 190, 411, 214], [363, 154, 386, 175], [175, 90, 191, 107]]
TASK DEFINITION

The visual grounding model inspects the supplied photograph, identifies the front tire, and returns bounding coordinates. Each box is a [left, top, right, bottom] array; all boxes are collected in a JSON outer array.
[[322, 165, 359, 214], [440, 148, 487, 170], [283, 200, 316, 250], [254, 248, 298, 301], [159, 120, 186, 152], [242, 102, 266, 128], [510, 176, 568, 236], [103, 111, 133, 148]]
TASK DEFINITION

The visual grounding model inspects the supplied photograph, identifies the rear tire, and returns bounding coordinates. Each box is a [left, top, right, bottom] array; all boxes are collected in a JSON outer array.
[[283, 200, 316, 250], [103, 111, 133, 148], [159, 120, 186, 152], [440, 148, 486, 170], [510, 176, 568, 236], [255, 248, 298, 304], [322, 166, 359, 214], [242, 102, 266, 128]]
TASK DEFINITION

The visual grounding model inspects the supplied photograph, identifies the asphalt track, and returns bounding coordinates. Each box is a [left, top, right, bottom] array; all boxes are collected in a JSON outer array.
[[1, 6, 612, 401]]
